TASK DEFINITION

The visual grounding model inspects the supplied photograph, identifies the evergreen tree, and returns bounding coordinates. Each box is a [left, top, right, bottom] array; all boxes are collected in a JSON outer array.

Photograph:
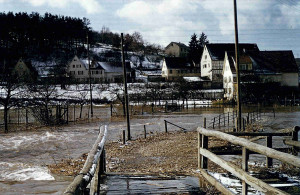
[[198, 32, 209, 57], [188, 33, 201, 66]]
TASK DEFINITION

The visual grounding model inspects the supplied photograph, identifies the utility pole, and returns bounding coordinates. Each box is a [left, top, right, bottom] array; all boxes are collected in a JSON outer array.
[[121, 33, 131, 140], [233, 0, 242, 131], [87, 33, 93, 118]]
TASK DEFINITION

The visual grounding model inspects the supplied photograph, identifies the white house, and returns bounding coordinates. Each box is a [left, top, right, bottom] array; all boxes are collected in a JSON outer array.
[[201, 43, 259, 88], [66, 55, 131, 83], [161, 57, 200, 81], [223, 50, 299, 100]]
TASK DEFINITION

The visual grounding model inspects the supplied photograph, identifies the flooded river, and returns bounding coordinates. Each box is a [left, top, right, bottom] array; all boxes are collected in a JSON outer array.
[[0, 107, 299, 194]]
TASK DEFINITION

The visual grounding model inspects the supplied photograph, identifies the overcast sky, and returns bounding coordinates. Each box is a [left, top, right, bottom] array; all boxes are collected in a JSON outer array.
[[1, 0, 300, 57]]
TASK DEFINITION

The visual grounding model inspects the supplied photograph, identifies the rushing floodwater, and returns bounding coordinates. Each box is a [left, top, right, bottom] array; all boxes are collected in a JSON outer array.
[[0, 107, 299, 194]]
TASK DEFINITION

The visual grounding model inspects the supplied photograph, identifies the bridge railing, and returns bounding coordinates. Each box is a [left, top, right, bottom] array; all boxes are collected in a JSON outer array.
[[197, 126, 299, 195], [64, 125, 108, 195]]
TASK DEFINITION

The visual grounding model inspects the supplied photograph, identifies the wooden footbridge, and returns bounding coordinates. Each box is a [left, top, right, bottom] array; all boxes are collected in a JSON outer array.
[[63, 123, 300, 195]]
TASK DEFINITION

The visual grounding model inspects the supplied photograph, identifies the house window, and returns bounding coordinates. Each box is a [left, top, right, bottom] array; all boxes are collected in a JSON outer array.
[[224, 77, 227, 83], [203, 64, 207, 68], [162, 71, 165, 74], [73, 65, 75, 68], [229, 77, 231, 82], [228, 88, 231, 94], [169, 70, 173, 74], [76, 64, 81, 68], [177, 70, 180, 74], [70, 71, 75, 75], [248, 63, 252, 70], [205, 55, 207, 59], [240, 64, 247, 70], [78, 71, 84, 75]]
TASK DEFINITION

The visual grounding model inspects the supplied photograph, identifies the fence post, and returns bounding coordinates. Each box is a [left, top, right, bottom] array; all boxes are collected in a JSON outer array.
[[74, 105, 76, 124], [164, 120, 168, 133], [228, 112, 229, 126], [201, 135, 208, 169], [111, 104, 113, 117], [266, 136, 273, 168], [66, 104, 69, 124], [25, 108, 28, 125], [292, 126, 299, 155], [17, 108, 20, 126], [144, 125, 147, 139], [243, 118, 245, 131], [213, 118, 215, 129], [198, 132, 202, 168], [122, 130, 126, 144], [273, 108, 275, 118], [218, 115, 221, 128], [242, 147, 249, 195]]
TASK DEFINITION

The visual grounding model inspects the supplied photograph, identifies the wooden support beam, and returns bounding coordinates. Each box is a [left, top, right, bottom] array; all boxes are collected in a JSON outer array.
[[198, 169, 234, 195], [266, 136, 273, 168], [197, 127, 300, 167], [242, 147, 249, 195], [199, 148, 287, 194]]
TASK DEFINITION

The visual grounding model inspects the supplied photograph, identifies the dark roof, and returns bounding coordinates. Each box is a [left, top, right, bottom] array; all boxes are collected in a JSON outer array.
[[164, 57, 191, 69], [206, 43, 259, 61], [248, 50, 298, 73], [165, 42, 188, 49]]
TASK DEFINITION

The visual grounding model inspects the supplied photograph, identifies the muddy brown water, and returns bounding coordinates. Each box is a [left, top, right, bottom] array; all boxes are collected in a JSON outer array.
[[0, 106, 299, 194]]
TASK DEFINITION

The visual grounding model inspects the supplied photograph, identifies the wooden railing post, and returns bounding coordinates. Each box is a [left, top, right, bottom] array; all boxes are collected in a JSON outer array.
[[201, 135, 208, 169], [100, 148, 106, 174], [242, 147, 249, 195], [218, 115, 221, 128], [144, 125, 147, 139], [266, 136, 273, 167], [213, 118, 215, 129], [164, 120, 168, 133], [198, 132, 202, 168], [228, 112, 229, 126], [122, 130, 126, 144], [292, 126, 299, 155]]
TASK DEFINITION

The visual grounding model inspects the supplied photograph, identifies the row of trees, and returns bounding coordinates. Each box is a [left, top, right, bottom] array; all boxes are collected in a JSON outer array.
[[0, 12, 92, 61]]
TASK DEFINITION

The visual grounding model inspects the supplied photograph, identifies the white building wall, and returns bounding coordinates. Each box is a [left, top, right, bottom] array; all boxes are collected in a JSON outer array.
[[161, 60, 168, 79], [223, 57, 234, 100], [281, 73, 299, 87], [67, 56, 89, 82]]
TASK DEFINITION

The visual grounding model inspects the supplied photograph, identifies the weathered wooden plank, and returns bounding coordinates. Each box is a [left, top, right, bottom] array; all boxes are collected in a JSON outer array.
[[64, 125, 108, 194], [197, 127, 300, 167], [283, 139, 300, 148], [198, 168, 234, 195], [199, 148, 288, 195], [212, 148, 290, 155], [228, 132, 290, 136]]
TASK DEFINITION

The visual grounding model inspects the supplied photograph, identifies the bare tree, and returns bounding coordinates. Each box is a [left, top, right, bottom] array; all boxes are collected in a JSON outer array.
[[0, 74, 26, 133], [26, 80, 62, 125]]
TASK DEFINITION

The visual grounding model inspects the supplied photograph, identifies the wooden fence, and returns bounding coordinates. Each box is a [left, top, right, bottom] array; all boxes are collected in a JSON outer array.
[[164, 120, 188, 133], [208, 109, 275, 130], [64, 125, 108, 195], [197, 125, 300, 195]]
